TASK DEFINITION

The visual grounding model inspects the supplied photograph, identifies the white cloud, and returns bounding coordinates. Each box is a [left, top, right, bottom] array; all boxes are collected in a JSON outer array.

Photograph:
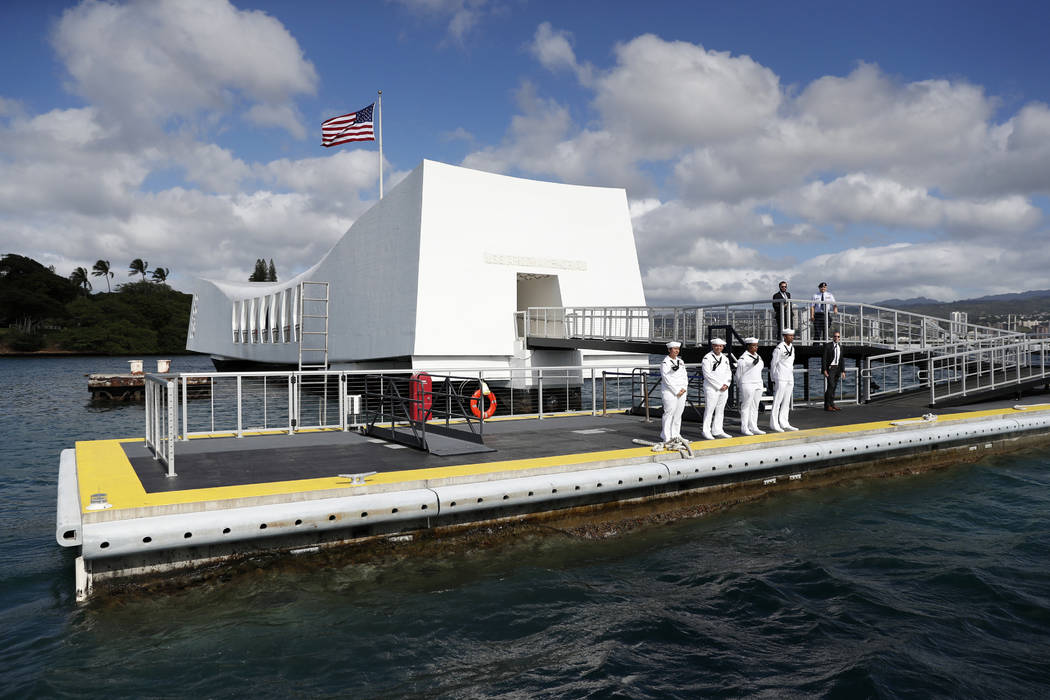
[[462, 27, 1050, 302], [595, 35, 782, 149], [245, 103, 308, 140], [786, 173, 1041, 236], [793, 240, 1050, 301], [442, 126, 475, 143], [389, 0, 492, 44], [530, 22, 593, 84], [172, 142, 254, 194], [260, 150, 382, 211], [52, 0, 317, 139], [0, 1, 372, 289], [6, 10, 1050, 309]]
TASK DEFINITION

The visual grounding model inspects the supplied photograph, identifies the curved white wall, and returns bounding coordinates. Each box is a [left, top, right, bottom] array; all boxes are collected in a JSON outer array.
[[186, 160, 646, 368]]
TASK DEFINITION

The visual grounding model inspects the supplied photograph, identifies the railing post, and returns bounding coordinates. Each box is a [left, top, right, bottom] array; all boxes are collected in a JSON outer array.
[[180, 375, 188, 440], [165, 379, 177, 477], [927, 356, 935, 405], [861, 358, 869, 402], [602, 370, 607, 415], [287, 374, 295, 435], [236, 374, 243, 438], [962, 352, 968, 396], [591, 367, 597, 416], [144, 379, 152, 451], [339, 373, 347, 431], [538, 369, 544, 420], [478, 370, 485, 434]]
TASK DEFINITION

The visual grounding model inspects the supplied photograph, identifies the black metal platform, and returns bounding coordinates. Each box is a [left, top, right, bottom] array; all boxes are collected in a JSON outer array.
[[122, 387, 1049, 495]]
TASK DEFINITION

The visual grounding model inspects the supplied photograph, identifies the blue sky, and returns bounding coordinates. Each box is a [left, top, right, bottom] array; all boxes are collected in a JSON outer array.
[[2, 0, 1050, 304]]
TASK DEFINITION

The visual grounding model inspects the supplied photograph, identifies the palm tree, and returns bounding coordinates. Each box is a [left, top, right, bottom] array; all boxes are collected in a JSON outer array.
[[91, 259, 114, 292], [151, 267, 170, 283], [129, 258, 149, 282], [70, 266, 92, 295]]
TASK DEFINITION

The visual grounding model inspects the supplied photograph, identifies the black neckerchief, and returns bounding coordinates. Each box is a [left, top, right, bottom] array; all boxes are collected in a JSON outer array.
[[712, 355, 723, 370], [669, 359, 680, 372], [783, 343, 793, 358], [749, 352, 760, 365]]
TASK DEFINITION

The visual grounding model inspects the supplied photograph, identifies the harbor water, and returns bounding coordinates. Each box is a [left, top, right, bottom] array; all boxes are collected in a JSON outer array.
[[2, 356, 1049, 698]]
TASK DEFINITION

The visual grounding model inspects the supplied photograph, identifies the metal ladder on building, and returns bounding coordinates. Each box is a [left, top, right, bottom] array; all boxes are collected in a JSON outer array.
[[298, 281, 329, 371]]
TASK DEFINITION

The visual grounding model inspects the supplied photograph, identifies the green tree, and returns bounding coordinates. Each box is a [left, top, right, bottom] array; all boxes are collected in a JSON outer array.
[[91, 259, 114, 292], [70, 266, 92, 295], [129, 258, 150, 282], [249, 258, 267, 282], [0, 254, 76, 335], [151, 266, 170, 283], [56, 276, 193, 354], [267, 258, 277, 282]]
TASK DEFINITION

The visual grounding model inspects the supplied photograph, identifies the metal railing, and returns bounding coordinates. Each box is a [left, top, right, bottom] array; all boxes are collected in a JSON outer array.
[[862, 337, 1050, 404], [930, 338, 1050, 404], [147, 363, 675, 461], [523, 301, 1022, 349], [144, 374, 177, 477], [143, 358, 884, 468], [361, 373, 488, 449]]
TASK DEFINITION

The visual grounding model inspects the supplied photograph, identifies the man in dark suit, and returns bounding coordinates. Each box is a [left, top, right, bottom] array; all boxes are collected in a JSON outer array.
[[772, 280, 791, 338], [822, 331, 846, 411]]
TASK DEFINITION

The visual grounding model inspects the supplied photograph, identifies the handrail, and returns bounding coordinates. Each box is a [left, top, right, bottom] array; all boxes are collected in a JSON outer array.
[[528, 300, 1021, 337], [861, 336, 1050, 404], [144, 374, 177, 477], [929, 337, 1049, 404], [524, 301, 1021, 351], [154, 362, 678, 464]]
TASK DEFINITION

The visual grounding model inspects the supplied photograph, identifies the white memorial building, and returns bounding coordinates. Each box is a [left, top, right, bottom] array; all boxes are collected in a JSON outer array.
[[185, 160, 647, 372]]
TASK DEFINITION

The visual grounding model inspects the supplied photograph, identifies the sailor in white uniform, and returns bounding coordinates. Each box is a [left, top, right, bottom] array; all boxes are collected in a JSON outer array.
[[701, 338, 733, 439], [769, 328, 799, 432], [660, 341, 689, 444], [735, 336, 765, 436]]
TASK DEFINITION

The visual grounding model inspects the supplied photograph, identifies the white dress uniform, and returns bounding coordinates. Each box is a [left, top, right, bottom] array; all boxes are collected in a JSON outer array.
[[701, 343, 733, 439], [660, 349, 689, 443], [735, 341, 765, 436], [769, 335, 798, 431]]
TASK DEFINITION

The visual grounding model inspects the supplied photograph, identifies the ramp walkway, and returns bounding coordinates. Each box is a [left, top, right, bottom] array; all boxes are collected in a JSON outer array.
[[520, 300, 1050, 406]]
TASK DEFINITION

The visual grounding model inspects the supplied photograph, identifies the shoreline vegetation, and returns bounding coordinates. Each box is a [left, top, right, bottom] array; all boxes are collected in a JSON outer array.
[[1, 253, 192, 356]]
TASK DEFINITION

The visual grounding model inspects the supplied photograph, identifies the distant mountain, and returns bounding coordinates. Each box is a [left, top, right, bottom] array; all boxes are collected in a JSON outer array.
[[875, 289, 1050, 321], [874, 296, 943, 308], [963, 289, 1050, 303]]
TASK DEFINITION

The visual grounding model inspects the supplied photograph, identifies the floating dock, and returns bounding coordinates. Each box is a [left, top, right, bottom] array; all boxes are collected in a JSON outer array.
[[59, 161, 1050, 601], [88, 360, 210, 401], [56, 382, 1050, 602]]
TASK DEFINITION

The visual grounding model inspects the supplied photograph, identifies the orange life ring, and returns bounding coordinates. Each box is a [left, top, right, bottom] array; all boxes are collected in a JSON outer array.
[[470, 389, 497, 419]]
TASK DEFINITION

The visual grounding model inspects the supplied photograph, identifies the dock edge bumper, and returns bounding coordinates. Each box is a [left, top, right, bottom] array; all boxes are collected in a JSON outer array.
[[57, 448, 82, 547]]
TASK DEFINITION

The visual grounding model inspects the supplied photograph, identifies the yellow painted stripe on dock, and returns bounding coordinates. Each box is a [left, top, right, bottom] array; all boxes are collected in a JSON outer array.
[[75, 404, 1050, 512]]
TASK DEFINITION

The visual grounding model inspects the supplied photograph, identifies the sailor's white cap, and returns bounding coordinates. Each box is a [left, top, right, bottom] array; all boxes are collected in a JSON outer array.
[[744, 336, 759, 344], [782, 328, 795, 335], [711, 337, 726, 346], [666, 341, 682, 349]]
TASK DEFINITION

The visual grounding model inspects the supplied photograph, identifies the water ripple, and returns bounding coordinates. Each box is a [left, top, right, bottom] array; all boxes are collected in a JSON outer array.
[[2, 357, 1050, 698]]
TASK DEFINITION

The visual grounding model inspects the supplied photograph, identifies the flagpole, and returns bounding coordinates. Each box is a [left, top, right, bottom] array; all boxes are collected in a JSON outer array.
[[377, 90, 383, 200]]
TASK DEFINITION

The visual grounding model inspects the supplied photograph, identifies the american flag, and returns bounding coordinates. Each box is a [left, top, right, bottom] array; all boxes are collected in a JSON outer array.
[[321, 103, 375, 147]]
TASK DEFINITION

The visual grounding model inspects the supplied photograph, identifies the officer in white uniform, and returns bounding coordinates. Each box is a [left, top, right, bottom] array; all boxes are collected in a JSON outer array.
[[701, 338, 733, 439], [735, 336, 765, 436], [769, 328, 799, 432], [660, 341, 689, 444]]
